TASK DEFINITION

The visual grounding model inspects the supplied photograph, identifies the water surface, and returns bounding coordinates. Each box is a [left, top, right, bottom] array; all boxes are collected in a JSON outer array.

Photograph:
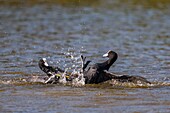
[[0, 0, 170, 112]]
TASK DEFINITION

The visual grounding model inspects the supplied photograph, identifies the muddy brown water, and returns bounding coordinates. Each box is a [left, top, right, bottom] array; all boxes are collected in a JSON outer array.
[[0, 0, 170, 112]]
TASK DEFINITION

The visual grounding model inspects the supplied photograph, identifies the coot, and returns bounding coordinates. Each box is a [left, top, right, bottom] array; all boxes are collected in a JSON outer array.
[[38, 58, 64, 77], [83, 50, 118, 84]]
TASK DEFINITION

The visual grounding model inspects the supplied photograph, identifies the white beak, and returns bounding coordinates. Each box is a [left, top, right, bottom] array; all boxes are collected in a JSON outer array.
[[103, 53, 108, 57], [42, 58, 49, 66], [42, 58, 47, 61]]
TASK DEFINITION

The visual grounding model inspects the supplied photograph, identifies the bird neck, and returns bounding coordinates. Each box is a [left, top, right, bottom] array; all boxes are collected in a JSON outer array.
[[103, 53, 118, 69], [108, 55, 117, 66]]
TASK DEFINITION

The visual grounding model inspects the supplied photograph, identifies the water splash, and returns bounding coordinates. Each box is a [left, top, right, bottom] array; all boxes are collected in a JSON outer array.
[[107, 79, 170, 88], [1, 73, 170, 88], [55, 47, 87, 77], [72, 72, 85, 87], [59, 68, 67, 84]]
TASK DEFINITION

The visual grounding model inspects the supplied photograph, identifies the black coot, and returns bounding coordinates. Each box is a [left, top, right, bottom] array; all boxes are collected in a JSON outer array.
[[83, 50, 118, 84], [38, 58, 64, 77]]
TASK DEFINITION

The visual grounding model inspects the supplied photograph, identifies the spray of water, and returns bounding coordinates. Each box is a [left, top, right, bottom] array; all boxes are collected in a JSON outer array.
[[58, 47, 87, 86], [59, 68, 67, 84], [71, 70, 85, 87]]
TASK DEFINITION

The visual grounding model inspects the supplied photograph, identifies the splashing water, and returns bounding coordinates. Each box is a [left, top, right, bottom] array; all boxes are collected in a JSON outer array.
[[72, 72, 85, 87], [65, 47, 87, 69], [56, 47, 87, 86], [59, 68, 68, 84], [105, 79, 170, 88]]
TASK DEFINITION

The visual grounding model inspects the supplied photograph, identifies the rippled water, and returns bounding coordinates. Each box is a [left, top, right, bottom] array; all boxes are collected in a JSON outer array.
[[0, 0, 170, 112]]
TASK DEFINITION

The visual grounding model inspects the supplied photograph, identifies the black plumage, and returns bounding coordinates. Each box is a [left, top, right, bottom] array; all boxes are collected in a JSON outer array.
[[83, 50, 118, 84], [38, 58, 64, 77]]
